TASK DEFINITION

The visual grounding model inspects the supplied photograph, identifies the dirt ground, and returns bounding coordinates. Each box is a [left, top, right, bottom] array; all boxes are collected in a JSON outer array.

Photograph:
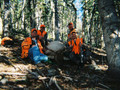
[[0, 44, 120, 90]]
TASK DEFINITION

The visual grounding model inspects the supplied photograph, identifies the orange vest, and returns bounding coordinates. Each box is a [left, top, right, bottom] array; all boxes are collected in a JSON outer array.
[[68, 29, 76, 38], [1, 37, 13, 45], [21, 37, 43, 58], [68, 38, 83, 54], [37, 30, 47, 37]]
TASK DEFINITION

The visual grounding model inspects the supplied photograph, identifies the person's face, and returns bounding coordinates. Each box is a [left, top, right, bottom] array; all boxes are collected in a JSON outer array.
[[31, 30, 37, 38], [72, 33, 77, 39], [40, 27, 45, 31], [68, 24, 73, 30]]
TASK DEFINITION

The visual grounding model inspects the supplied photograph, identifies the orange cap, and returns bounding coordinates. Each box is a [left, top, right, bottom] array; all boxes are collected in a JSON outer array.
[[31, 28, 37, 33], [68, 22, 73, 26], [40, 24, 45, 28]]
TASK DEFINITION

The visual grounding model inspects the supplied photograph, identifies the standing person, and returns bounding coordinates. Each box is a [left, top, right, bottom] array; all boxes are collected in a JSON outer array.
[[21, 28, 48, 64], [67, 22, 76, 41], [37, 24, 48, 48]]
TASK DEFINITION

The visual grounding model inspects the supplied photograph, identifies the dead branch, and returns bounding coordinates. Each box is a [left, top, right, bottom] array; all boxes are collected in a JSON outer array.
[[62, 76, 73, 81], [38, 76, 48, 80], [0, 72, 26, 76], [23, 65, 50, 89], [49, 76, 62, 90], [34, 65, 50, 89], [98, 83, 112, 90], [1, 56, 16, 69]]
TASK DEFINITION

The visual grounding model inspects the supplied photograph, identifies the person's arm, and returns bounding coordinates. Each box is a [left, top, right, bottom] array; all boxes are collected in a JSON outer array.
[[67, 34, 72, 42], [31, 39, 36, 48], [66, 40, 73, 51], [44, 33, 48, 46]]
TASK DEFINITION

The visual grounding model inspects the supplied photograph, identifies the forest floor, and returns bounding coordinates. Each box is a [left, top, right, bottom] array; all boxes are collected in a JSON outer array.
[[0, 42, 120, 90]]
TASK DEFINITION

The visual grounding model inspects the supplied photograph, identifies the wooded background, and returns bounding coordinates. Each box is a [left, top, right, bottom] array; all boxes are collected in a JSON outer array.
[[0, 0, 120, 74], [0, 0, 78, 42], [0, 0, 120, 48]]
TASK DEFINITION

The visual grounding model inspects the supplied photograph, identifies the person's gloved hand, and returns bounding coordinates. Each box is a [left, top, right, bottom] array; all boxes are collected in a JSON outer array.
[[39, 36, 43, 40]]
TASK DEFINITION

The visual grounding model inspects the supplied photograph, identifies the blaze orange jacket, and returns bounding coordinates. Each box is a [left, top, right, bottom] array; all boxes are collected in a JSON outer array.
[[21, 37, 44, 58], [37, 30, 47, 37], [68, 29, 76, 39], [68, 38, 83, 54], [1, 37, 13, 45]]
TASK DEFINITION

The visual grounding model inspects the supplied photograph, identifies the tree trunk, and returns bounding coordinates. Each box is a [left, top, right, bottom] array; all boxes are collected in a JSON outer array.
[[2, 0, 9, 38], [51, 0, 55, 40], [88, 3, 95, 45], [98, 0, 120, 74], [32, 0, 36, 28], [0, 2, 2, 17], [54, 0, 60, 40], [94, 17, 98, 47], [0, 2, 3, 37], [71, 2, 77, 28], [82, 10, 85, 41], [21, 0, 26, 30], [28, 0, 32, 30], [0, 17, 3, 37]]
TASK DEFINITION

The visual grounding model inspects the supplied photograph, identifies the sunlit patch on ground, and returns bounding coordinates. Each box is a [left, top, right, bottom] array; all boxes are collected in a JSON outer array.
[[97, 65, 108, 71]]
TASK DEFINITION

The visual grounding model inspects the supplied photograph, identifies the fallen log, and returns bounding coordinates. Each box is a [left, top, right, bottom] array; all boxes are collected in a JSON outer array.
[[0, 72, 26, 76], [34, 66, 50, 89], [27, 69, 49, 80], [1, 56, 17, 69], [22, 65, 50, 89], [98, 83, 112, 90], [62, 76, 73, 81], [83, 44, 107, 60], [0, 80, 27, 85], [1, 55, 25, 72]]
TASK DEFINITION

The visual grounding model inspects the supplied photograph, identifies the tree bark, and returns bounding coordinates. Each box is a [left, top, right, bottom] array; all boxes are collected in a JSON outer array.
[[71, 2, 77, 28], [21, 0, 26, 30], [32, 0, 36, 28], [88, 2, 95, 45], [98, 0, 120, 74], [28, 0, 32, 30], [2, 0, 9, 38], [54, 0, 60, 40], [51, 0, 55, 40], [0, 1, 3, 37]]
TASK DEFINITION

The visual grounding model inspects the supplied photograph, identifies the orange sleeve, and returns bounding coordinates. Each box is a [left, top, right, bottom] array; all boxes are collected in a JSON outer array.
[[80, 38, 83, 44], [21, 37, 32, 58], [37, 30, 41, 36], [37, 40, 44, 54], [68, 41, 71, 46]]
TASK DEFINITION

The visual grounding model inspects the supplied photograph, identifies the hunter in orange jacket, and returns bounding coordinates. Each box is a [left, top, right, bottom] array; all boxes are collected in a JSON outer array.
[[66, 30, 91, 67], [66, 31, 85, 67], [21, 28, 43, 59], [67, 22, 76, 41], [68, 32, 83, 54], [37, 24, 48, 47]]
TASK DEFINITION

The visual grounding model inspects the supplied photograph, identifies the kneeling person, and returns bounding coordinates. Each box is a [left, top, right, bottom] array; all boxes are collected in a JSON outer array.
[[21, 28, 48, 64], [67, 32, 84, 67]]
